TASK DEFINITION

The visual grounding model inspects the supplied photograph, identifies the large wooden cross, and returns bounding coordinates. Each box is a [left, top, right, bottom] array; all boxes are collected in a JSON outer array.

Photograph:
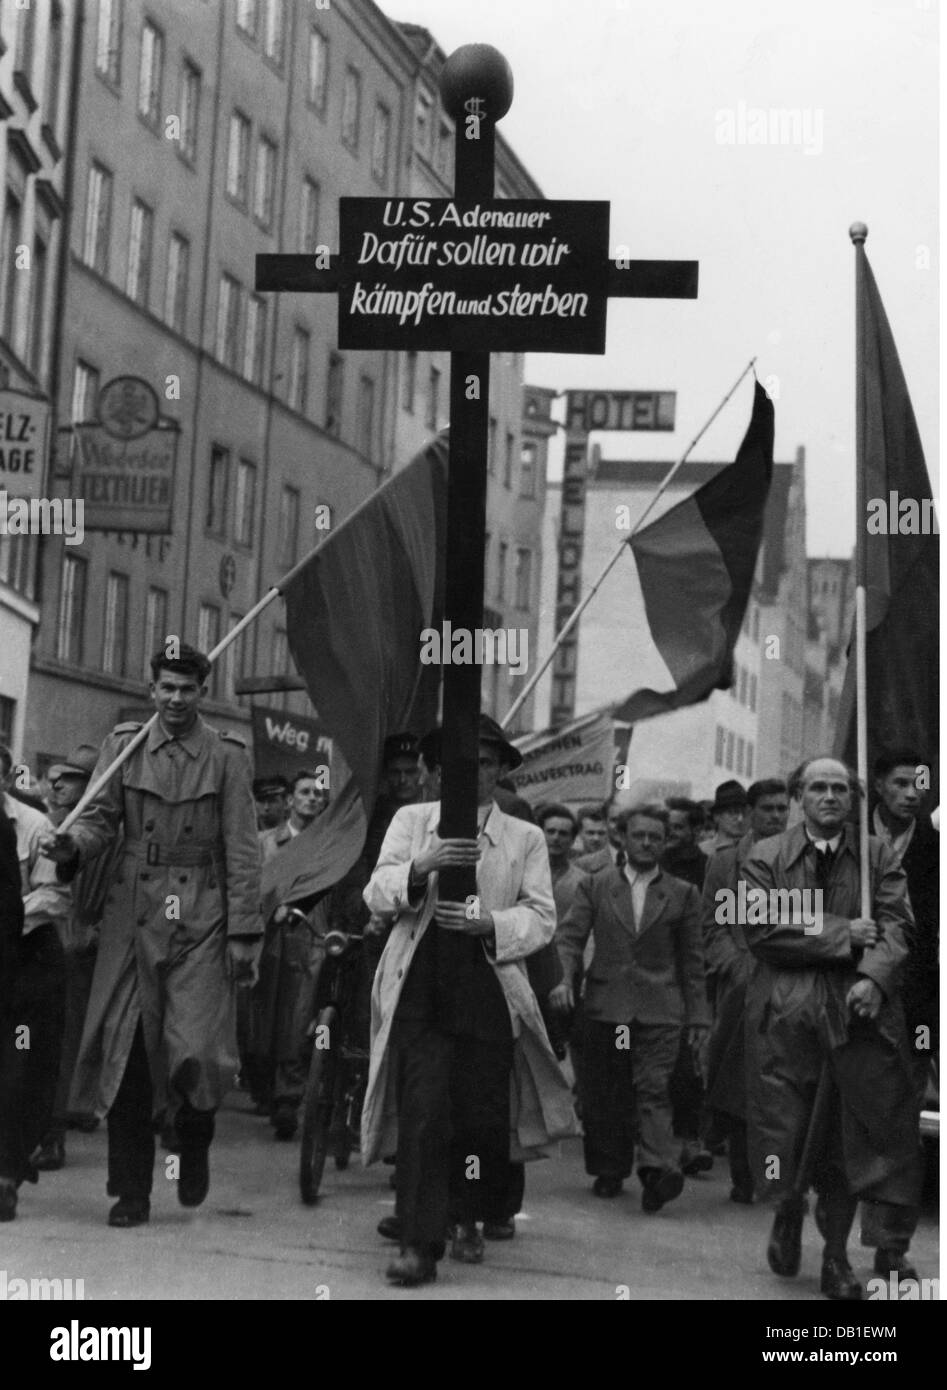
[[257, 44, 697, 902]]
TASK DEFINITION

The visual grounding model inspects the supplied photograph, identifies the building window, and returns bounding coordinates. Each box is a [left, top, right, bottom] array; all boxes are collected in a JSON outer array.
[[300, 178, 320, 253], [749, 673, 758, 712], [427, 365, 440, 429], [102, 571, 130, 676], [326, 353, 344, 435], [307, 29, 328, 112], [57, 554, 88, 665], [96, 0, 123, 86], [164, 232, 190, 332], [262, 0, 285, 65], [434, 121, 452, 181], [401, 352, 417, 413], [45, 2, 65, 137], [725, 730, 734, 771], [178, 61, 200, 163], [415, 90, 432, 157], [197, 603, 221, 695], [15, 0, 37, 77], [236, 0, 258, 39], [234, 460, 257, 547], [144, 586, 168, 677], [520, 442, 537, 499], [746, 743, 754, 779], [752, 606, 760, 641], [488, 417, 497, 474], [289, 326, 310, 412], [738, 665, 747, 706], [27, 232, 48, 374], [0, 188, 22, 342], [253, 137, 277, 228], [714, 724, 725, 766], [137, 19, 164, 127], [215, 274, 242, 370], [243, 294, 267, 385], [277, 486, 300, 567], [358, 375, 375, 458], [0, 534, 35, 600], [0, 697, 15, 751], [504, 432, 515, 489], [497, 541, 507, 602], [83, 162, 113, 274], [71, 360, 100, 424], [341, 67, 361, 151], [372, 104, 391, 183], [735, 736, 745, 777], [206, 446, 229, 535], [514, 548, 532, 610], [126, 198, 153, 306], [226, 111, 251, 204]]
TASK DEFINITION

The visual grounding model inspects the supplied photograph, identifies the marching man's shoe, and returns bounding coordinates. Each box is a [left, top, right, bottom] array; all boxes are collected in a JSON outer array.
[[874, 1249, 919, 1283], [177, 1145, 210, 1208], [377, 1214, 402, 1242], [108, 1197, 150, 1228], [592, 1176, 623, 1198], [641, 1168, 684, 1214], [386, 1247, 437, 1287], [767, 1195, 806, 1277], [483, 1218, 516, 1240], [821, 1255, 863, 1301], [33, 1136, 66, 1171], [449, 1223, 485, 1263]]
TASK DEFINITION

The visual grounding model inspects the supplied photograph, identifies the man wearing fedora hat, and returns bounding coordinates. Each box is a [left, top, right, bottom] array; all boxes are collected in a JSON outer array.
[[362, 713, 575, 1287], [702, 780, 749, 859], [33, 746, 118, 1171]]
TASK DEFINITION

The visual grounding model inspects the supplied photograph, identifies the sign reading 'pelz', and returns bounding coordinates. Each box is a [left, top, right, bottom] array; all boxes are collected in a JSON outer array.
[[338, 198, 610, 353]]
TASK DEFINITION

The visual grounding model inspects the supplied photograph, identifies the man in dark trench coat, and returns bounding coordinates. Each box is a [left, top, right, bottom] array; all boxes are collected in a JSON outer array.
[[41, 645, 262, 1227], [742, 755, 920, 1301]]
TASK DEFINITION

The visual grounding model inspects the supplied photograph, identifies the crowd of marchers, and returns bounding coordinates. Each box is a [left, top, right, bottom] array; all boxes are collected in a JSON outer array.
[[0, 642, 937, 1299]]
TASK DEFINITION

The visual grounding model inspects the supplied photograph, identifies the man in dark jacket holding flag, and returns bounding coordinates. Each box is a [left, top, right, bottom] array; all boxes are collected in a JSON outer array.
[[742, 755, 920, 1300]]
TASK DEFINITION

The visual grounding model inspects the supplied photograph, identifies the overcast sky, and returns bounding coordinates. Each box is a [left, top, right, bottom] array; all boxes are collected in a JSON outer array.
[[377, 0, 939, 556]]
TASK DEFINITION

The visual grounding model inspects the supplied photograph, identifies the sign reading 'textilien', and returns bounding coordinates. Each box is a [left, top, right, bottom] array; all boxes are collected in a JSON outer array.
[[338, 198, 610, 353]]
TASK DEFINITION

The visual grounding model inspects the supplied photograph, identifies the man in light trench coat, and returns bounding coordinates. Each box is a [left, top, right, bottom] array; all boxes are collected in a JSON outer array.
[[361, 714, 577, 1287], [41, 645, 262, 1228]]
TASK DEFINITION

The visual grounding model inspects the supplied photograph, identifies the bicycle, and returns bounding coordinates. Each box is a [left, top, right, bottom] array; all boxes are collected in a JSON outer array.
[[296, 912, 371, 1205]]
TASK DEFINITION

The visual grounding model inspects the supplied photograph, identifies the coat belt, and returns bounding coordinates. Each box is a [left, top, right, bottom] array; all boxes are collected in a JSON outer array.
[[127, 840, 223, 868]]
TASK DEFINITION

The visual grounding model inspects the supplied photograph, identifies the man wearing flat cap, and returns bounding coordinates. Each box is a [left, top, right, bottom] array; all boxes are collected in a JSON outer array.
[[253, 775, 290, 834], [362, 714, 576, 1287]]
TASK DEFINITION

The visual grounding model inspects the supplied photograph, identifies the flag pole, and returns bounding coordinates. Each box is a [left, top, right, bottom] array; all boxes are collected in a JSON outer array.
[[501, 356, 758, 732], [849, 221, 871, 918]]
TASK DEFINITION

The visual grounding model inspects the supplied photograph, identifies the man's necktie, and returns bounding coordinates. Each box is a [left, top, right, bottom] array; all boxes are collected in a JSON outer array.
[[615, 848, 627, 871], [814, 844, 835, 890]]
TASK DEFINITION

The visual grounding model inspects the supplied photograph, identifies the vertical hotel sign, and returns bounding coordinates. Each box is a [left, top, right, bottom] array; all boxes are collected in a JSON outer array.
[[550, 390, 677, 725]]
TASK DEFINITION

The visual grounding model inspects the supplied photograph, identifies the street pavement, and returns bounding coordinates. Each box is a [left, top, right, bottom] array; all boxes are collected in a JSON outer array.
[[3, 1093, 938, 1302]]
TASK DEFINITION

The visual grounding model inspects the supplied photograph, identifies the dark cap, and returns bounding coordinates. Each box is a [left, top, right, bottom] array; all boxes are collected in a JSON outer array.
[[478, 713, 522, 771], [712, 779, 748, 813], [253, 774, 290, 799], [383, 732, 419, 765], [48, 744, 99, 782]]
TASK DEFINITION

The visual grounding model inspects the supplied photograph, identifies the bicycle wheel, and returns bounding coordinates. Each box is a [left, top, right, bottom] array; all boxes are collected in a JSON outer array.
[[299, 1006, 339, 1205]]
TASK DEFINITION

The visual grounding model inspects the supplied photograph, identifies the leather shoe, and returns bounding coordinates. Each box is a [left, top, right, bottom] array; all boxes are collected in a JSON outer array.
[[450, 1222, 485, 1263], [592, 1176, 623, 1198], [483, 1218, 516, 1240], [177, 1145, 210, 1208], [377, 1214, 402, 1242], [108, 1197, 150, 1228], [272, 1102, 298, 1141], [821, 1255, 863, 1301], [767, 1197, 805, 1276], [730, 1184, 754, 1205], [681, 1142, 713, 1176], [386, 1248, 437, 1287], [641, 1168, 684, 1214], [874, 1249, 919, 1283], [0, 1180, 17, 1222], [33, 1137, 65, 1171]]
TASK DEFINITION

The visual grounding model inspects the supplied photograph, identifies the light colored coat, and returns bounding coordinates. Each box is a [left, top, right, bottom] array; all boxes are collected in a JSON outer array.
[[360, 800, 578, 1164]]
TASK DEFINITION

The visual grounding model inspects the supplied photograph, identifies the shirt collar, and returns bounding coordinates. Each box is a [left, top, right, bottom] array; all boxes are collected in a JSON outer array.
[[784, 821, 854, 866], [623, 862, 660, 887], [872, 805, 916, 858], [478, 801, 500, 845], [147, 716, 205, 759]]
